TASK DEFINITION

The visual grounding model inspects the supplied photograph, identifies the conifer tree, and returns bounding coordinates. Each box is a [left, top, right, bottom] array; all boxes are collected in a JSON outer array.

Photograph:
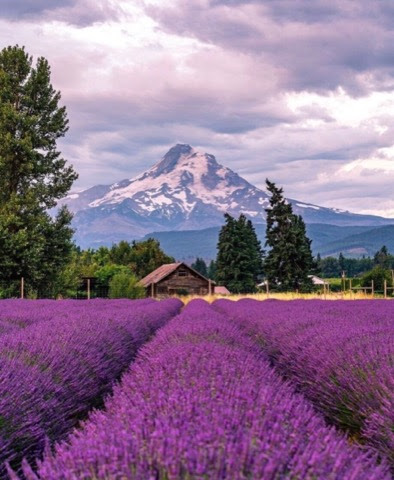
[[191, 258, 208, 277], [216, 213, 263, 293], [208, 260, 217, 281], [374, 245, 390, 268], [0, 45, 78, 296], [264, 179, 313, 291]]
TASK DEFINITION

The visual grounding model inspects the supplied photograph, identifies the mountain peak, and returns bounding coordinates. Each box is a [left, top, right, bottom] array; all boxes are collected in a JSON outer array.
[[61, 145, 394, 248], [153, 144, 194, 176]]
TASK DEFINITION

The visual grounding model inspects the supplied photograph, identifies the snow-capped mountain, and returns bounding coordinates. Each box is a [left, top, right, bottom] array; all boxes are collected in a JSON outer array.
[[63, 144, 393, 248]]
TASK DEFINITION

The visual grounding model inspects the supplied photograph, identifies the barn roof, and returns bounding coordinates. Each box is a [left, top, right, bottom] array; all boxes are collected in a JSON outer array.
[[140, 262, 213, 287], [140, 263, 182, 287], [214, 286, 230, 295]]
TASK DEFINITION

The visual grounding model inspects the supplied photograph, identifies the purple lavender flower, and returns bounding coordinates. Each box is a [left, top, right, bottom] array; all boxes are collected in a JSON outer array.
[[29, 300, 390, 480], [0, 298, 182, 476], [214, 298, 394, 465]]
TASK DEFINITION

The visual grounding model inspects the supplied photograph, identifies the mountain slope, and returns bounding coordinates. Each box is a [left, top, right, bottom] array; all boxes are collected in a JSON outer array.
[[317, 225, 394, 257], [142, 224, 390, 261], [61, 144, 394, 248]]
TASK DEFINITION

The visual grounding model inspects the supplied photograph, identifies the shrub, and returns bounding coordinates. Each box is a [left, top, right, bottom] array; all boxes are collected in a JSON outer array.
[[109, 273, 145, 299], [361, 267, 393, 292]]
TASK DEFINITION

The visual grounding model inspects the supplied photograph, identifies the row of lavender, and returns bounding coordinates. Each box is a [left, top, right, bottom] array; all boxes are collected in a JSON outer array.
[[20, 300, 390, 479], [214, 299, 394, 466], [0, 299, 156, 335], [0, 298, 182, 476]]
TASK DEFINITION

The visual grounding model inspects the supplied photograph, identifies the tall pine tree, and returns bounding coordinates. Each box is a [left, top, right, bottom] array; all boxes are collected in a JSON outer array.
[[208, 260, 217, 281], [264, 180, 313, 291], [0, 45, 78, 296], [216, 213, 263, 293], [191, 258, 208, 277]]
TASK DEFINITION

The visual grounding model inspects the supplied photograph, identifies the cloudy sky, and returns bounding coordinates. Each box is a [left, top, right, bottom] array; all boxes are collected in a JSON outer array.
[[1, 0, 394, 217]]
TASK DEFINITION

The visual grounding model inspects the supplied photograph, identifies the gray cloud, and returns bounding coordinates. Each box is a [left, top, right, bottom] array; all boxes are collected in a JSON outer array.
[[0, 0, 75, 19], [146, 0, 394, 94], [0, 0, 119, 26]]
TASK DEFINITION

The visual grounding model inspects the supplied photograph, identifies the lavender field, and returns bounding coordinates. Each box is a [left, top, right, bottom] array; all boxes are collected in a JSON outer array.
[[0, 299, 392, 479]]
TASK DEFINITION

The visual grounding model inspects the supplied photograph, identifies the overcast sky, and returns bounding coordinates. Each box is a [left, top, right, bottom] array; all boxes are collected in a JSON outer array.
[[1, 0, 394, 217]]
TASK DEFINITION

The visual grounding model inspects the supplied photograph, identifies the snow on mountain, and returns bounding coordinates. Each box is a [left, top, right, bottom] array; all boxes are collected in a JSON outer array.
[[62, 144, 394, 248], [87, 144, 269, 216]]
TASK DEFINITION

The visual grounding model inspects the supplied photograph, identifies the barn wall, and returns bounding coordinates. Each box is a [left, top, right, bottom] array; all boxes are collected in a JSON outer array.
[[156, 267, 209, 296]]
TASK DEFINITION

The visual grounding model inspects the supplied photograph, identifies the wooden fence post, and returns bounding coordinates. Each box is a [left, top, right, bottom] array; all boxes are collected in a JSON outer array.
[[87, 278, 91, 300], [371, 280, 374, 298], [384, 279, 387, 299], [266, 280, 269, 299], [20, 277, 24, 299]]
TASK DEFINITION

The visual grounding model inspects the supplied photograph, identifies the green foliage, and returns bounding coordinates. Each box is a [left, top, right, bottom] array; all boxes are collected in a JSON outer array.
[[52, 239, 175, 298], [361, 267, 393, 292], [216, 213, 263, 293], [263, 180, 313, 292], [373, 245, 390, 268], [175, 288, 189, 296], [191, 258, 208, 277], [96, 264, 129, 286], [317, 246, 393, 279], [0, 45, 77, 297], [108, 273, 145, 299], [208, 260, 217, 281], [108, 238, 174, 278]]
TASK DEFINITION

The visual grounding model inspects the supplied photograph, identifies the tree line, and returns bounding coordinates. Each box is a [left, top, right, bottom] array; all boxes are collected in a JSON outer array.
[[317, 247, 394, 277]]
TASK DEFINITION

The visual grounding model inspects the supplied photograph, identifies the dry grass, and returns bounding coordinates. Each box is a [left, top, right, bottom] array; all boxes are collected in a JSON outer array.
[[177, 291, 381, 304]]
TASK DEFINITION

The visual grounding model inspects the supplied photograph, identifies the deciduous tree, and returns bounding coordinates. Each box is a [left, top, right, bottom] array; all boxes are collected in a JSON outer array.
[[0, 45, 78, 296]]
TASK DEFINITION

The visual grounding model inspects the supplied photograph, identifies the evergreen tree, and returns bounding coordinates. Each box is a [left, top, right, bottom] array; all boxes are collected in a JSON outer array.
[[216, 213, 237, 288], [208, 260, 217, 281], [191, 257, 208, 277], [244, 217, 264, 283], [338, 252, 346, 275], [263, 180, 313, 291], [0, 45, 78, 296], [374, 246, 390, 268], [216, 213, 263, 293], [315, 253, 322, 275]]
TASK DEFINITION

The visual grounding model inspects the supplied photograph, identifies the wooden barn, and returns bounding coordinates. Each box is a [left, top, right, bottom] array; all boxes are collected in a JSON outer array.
[[140, 262, 213, 298]]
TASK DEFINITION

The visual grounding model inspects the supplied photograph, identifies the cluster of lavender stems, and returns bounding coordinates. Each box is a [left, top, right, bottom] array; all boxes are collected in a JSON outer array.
[[0, 299, 154, 335], [214, 299, 394, 466], [0, 298, 182, 476], [19, 300, 390, 480]]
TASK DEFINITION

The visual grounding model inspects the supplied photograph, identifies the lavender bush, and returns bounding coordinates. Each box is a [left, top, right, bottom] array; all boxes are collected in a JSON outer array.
[[214, 299, 394, 465], [0, 298, 182, 476], [0, 298, 155, 334], [25, 300, 390, 480]]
